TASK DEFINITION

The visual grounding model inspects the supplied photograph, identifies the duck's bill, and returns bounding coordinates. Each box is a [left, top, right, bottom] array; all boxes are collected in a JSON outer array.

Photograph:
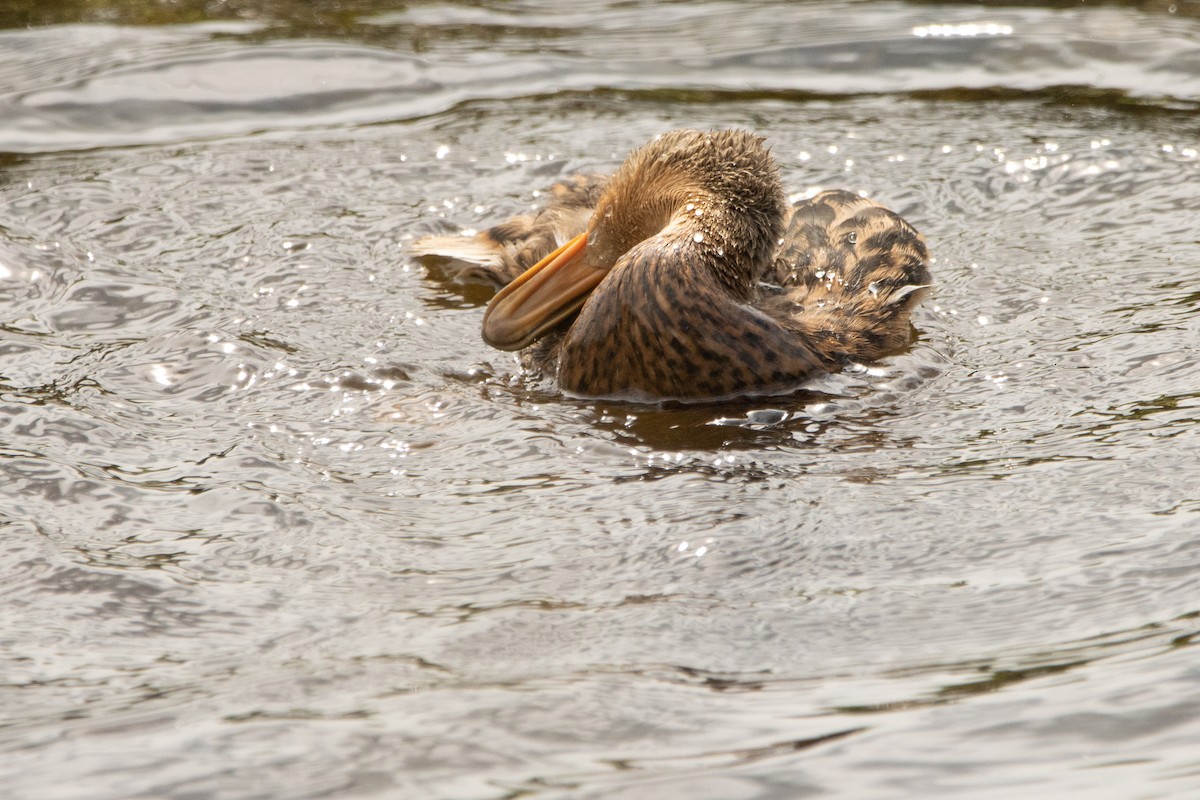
[[481, 232, 608, 351]]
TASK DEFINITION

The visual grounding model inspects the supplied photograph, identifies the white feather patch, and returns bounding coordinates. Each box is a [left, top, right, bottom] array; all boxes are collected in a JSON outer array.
[[410, 235, 501, 267]]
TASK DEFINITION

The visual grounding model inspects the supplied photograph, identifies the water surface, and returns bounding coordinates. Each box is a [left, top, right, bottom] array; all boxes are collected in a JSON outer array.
[[1, 2, 1199, 798]]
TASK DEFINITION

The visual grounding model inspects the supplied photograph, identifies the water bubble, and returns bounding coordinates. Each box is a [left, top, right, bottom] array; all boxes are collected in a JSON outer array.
[[746, 409, 788, 425]]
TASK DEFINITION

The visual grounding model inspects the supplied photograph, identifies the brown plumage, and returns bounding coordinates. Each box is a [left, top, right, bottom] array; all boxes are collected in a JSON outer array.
[[414, 173, 606, 288], [413, 129, 931, 402]]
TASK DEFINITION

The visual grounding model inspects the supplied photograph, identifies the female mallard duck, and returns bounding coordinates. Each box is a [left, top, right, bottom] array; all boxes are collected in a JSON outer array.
[[414, 129, 930, 401]]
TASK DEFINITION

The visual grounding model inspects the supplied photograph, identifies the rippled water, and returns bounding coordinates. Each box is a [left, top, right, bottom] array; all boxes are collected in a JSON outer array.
[[2, 2, 1199, 798]]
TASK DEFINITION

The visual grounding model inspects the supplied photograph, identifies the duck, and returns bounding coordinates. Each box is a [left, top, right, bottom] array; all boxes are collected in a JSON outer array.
[[413, 129, 930, 402]]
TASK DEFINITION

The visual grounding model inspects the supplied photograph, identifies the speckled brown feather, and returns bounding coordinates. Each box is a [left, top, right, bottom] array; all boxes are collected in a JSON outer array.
[[412, 174, 605, 286], [421, 130, 931, 401], [762, 189, 931, 363]]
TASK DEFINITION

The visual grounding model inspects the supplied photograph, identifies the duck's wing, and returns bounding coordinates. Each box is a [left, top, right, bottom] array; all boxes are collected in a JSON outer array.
[[761, 189, 931, 362], [411, 173, 607, 287]]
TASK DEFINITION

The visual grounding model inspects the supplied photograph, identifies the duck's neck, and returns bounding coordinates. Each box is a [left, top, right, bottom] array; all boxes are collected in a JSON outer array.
[[661, 198, 769, 303], [586, 135, 787, 299], [556, 233, 822, 401], [551, 130, 799, 399]]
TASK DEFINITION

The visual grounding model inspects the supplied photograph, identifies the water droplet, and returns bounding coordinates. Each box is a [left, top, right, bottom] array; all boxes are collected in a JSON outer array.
[[685, 203, 696, 212], [693, 232, 704, 243], [747, 409, 788, 425]]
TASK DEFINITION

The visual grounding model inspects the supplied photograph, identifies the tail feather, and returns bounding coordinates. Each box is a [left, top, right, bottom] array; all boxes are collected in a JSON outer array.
[[412, 173, 608, 288], [410, 233, 508, 267]]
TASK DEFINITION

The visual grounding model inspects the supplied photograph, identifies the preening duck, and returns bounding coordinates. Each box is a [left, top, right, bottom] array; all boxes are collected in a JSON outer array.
[[414, 129, 930, 401]]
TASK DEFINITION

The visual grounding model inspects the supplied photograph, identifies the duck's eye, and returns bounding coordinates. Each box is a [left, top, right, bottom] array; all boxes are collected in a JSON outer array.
[[844, 231, 858, 246]]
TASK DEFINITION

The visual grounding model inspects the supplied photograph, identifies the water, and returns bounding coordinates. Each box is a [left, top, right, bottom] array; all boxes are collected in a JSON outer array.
[[1, 2, 1198, 798]]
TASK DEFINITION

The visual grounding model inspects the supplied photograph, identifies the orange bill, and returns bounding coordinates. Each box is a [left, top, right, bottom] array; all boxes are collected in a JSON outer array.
[[481, 232, 609, 350]]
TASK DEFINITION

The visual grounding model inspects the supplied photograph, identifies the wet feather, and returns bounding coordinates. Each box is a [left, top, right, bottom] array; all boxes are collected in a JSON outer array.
[[415, 130, 931, 401]]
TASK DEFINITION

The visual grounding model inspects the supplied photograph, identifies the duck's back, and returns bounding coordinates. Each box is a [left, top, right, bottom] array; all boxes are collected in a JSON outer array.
[[762, 190, 931, 362]]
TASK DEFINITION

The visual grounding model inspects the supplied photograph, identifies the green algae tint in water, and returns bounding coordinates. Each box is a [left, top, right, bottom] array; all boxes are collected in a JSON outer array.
[[0, 2, 1199, 799]]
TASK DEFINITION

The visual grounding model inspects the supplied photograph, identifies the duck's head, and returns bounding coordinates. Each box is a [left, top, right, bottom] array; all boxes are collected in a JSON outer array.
[[482, 129, 787, 351]]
